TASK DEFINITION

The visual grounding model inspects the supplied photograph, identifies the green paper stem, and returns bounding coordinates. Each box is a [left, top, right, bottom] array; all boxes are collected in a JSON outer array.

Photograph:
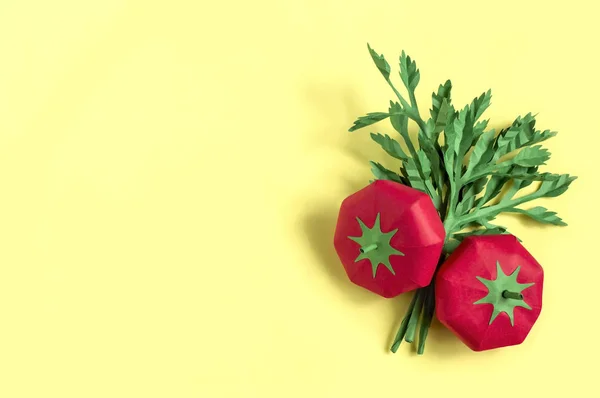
[[404, 290, 424, 344], [390, 292, 419, 353], [360, 243, 378, 253], [417, 286, 436, 355], [502, 290, 524, 300]]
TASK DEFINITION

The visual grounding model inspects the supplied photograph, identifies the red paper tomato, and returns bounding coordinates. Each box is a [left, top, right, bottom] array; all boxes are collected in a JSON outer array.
[[333, 180, 445, 298], [435, 234, 543, 351]]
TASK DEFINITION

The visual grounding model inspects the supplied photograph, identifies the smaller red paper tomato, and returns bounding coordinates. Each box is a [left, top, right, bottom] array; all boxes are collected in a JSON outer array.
[[333, 180, 445, 298], [435, 234, 543, 351]]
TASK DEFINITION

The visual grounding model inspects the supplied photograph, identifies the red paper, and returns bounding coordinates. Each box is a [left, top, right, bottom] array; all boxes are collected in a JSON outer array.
[[334, 180, 445, 298], [435, 234, 544, 351]]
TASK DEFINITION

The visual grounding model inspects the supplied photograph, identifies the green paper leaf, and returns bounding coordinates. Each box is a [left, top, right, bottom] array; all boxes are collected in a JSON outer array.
[[489, 171, 560, 182], [469, 89, 492, 122], [453, 225, 508, 240], [456, 177, 487, 216], [430, 80, 452, 123], [443, 110, 458, 180], [452, 107, 468, 157], [418, 129, 444, 192], [413, 148, 441, 208], [514, 166, 538, 190], [512, 145, 551, 167], [466, 129, 496, 175], [389, 102, 410, 136], [431, 99, 450, 139], [370, 133, 408, 161], [471, 119, 490, 145], [457, 173, 576, 231], [404, 157, 427, 192], [399, 50, 420, 92], [417, 150, 431, 179], [367, 43, 391, 81], [369, 161, 406, 184], [536, 174, 577, 198], [494, 114, 557, 160], [348, 112, 390, 132], [531, 129, 558, 145], [506, 206, 567, 226], [450, 104, 476, 167], [500, 165, 538, 203], [496, 114, 536, 153]]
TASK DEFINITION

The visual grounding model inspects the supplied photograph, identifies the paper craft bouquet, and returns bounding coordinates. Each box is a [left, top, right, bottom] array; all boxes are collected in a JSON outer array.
[[333, 44, 575, 355]]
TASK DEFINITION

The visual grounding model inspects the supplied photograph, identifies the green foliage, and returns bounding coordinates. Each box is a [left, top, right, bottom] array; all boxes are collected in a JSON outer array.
[[348, 112, 390, 132], [367, 43, 391, 81], [399, 50, 420, 92], [370, 133, 408, 161], [349, 43, 576, 355], [369, 161, 406, 184]]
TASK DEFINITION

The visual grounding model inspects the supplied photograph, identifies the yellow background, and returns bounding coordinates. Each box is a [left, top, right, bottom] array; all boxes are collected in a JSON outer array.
[[0, 1, 597, 396]]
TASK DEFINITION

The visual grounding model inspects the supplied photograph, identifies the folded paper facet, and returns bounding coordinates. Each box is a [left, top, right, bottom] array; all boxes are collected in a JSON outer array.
[[334, 180, 445, 298], [435, 235, 544, 351]]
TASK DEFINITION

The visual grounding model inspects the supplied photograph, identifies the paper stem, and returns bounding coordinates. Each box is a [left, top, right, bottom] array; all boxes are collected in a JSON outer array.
[[404, 291, 424, 344], [390, 292, 419, 353], [360, 243, 378, 253], [502, 290, 523, 300]]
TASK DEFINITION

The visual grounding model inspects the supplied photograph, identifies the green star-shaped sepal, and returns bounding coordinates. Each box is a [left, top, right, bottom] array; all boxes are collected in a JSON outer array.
[[474, 261, 535, 326], [347, 213, 404, 278]]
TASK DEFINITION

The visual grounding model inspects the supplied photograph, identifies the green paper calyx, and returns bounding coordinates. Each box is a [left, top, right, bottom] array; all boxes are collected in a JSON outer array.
[[474, 261, 534, 326], [348, 213, 404, 278]]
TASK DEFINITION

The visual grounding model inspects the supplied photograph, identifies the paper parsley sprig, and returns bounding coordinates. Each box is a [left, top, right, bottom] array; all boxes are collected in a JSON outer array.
[[349, 43, 576, 355]]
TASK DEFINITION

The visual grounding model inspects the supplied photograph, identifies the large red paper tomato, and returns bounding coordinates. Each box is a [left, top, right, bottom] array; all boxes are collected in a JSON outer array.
[[435, 234, 543, 351], [333, 180, 445, 298]]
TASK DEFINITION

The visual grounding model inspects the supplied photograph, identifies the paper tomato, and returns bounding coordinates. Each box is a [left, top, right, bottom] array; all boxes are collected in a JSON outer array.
[[333, 180, 445, 298], [435, 234, 543, 351]]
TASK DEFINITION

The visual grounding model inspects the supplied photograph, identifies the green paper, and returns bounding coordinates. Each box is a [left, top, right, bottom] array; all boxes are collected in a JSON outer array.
[[512, 145, 551, 167], [369, 161, 407, 185], [399, 50, 420, 93], [430, 81, 452, 138], [348, 213, 404, 278], [505, 206, 567, 226], [465, 129, 495, 176], [417, 286, 435, 355], [370, 132, 409, 161], [469, 90, 492, 123], [404, 289, 424, 343], [474, 262, 535, 326], [389, 101, 410, 136], [455, 177, 486, 216], [404, 157, 427, 192], [348, 112, 389, 132], [367, 43, 391, 81], [390, 292, 419, 353]]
